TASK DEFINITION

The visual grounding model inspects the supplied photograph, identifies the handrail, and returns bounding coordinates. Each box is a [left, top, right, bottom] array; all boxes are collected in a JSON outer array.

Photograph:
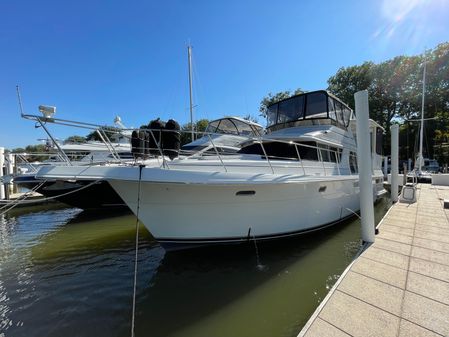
[[294, 143, 306, 175], [147, 129, 169, 169], [37, 118, 72, 165], [21, 113, 354, 177], [206, 133, 227, 172]]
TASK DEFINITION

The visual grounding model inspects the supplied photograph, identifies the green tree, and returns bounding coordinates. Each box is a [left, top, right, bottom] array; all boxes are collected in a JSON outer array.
[[180, 119, 209, 145], [64, 135, 86, 144], [327, 62, 374, 110], [86, 127, 121, 142]]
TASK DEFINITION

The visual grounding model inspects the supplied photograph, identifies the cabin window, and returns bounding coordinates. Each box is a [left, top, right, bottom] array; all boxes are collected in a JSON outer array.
[[335, 101, 344, 126], [305, 92, 328, 118], [238, 141, 318, 161], [216, 119, 238, 135], [349, 151, 358, 173], [267, 104, 278, 127], [342, 107, 351, 126], [297, 142, 319, 161], [328, 98, 337, 122], [329, 147, 342, 163], [376, 128, 383, 155], [318, 144, 342, 162], [232, 119, 254, 136], [205, 121, 219, 133], [318, 143, 330, 162], [277, 95, 304, 124]]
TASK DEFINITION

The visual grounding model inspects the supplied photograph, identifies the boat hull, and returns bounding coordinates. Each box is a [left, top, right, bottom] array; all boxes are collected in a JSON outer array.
[[37, 180, 128, 210], [109, 176, 362, 245]]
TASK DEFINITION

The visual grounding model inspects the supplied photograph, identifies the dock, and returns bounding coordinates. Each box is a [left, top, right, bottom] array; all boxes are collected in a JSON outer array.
[[298, 183, 449, 337], [0, 191, 55, 208]]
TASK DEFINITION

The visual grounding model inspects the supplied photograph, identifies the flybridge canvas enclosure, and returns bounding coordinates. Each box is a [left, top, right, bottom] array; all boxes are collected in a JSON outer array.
[[266, 90, 354, 131]]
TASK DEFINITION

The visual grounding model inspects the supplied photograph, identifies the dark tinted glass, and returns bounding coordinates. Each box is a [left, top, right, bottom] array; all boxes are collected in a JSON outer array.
[[277, 96, 304, 123], [238, 141, 318, 161], [267, 104, 278, 127], [376, 128, 383, 155], [335, 101, 344, 125], [305, 92, 328, 118], [328, 98, 337, 121], [342, 107, 351, 126]]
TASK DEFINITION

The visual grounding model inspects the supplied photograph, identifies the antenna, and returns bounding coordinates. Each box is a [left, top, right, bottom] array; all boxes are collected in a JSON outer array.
[[16, 85, 25, 117], [417, 51, 427, 172], [188, 44, 194, 142]]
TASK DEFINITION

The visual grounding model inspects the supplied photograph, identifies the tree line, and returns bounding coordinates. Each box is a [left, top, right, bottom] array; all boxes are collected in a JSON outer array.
[[260, 42, 449, 165]]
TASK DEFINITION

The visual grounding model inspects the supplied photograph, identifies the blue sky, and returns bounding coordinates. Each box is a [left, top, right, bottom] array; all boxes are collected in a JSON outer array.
[[1, 0, 448, 149]]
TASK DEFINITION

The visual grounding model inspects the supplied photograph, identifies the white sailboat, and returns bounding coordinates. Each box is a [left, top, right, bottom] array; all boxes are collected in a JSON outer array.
[[410, 55, 439, 182]]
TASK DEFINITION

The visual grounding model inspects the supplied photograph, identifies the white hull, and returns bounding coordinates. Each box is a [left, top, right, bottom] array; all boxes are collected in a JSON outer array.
[[36, 157, 385, 247], [109, 174, 362, 244]]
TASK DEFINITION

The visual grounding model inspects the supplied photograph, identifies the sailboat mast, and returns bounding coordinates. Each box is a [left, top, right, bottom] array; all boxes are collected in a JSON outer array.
[[188, 45, 194, 141], [418, 56, 427, 171]]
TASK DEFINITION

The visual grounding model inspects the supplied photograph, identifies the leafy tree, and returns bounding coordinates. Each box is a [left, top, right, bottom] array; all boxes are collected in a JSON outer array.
[[11, 147, 26, 153], [64, 135, 86, 144], [180, 119, 209, 145], [86, 127, 121, 142], [327, 61, 374, 110]]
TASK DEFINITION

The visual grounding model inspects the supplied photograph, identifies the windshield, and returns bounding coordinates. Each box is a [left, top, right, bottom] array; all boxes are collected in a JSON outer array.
[[205, 118, 261, 137], [266, 91, 352, 129]]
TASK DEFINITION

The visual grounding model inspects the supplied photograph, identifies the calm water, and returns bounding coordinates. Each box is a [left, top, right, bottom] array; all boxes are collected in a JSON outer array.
[[0, 199, 390, 337]]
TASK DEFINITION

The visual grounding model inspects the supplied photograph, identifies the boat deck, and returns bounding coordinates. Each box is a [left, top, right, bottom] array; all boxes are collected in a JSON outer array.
[[298, 183, 449, 337]]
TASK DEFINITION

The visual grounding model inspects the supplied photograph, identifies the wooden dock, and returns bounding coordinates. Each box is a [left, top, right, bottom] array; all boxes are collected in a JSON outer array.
[[298, 183, 449, 337]]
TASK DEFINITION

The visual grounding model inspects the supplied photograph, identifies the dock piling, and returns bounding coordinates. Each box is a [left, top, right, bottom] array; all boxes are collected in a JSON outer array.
[[354, 90, 375, 243], [390, 124, 399, 202]]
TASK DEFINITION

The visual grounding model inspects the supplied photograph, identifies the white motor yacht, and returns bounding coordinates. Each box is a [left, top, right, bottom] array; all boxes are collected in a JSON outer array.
[[37, 91, 386, 248]]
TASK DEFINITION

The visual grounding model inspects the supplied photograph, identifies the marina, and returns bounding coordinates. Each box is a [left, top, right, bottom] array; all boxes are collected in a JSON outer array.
[[0, 87, 447, 337], [1, 2, 449, 336]]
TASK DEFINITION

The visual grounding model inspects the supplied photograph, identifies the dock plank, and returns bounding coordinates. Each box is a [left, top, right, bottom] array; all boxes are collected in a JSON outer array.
[[298, 184, 449, 337]]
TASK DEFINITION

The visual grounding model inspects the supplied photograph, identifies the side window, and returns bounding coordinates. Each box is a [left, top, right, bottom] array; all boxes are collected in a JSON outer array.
[[343, 107, 351, 126], [318, 143, 330, 162], [329, 147, 342, 162], [277, 96, 304, 124], [335, 102, 344, 126], [297, 142, 318, 161], [266, 104, 278, 127], [376, 128, 383, 155], [305, 92, 328, 118], [349, 151, 358, 173], [328, 98, 337, 122]]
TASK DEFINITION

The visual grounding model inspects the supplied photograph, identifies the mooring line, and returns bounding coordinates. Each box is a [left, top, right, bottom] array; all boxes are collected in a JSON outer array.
[[131, 165, 144, 337], [0, 178, 104, 216]]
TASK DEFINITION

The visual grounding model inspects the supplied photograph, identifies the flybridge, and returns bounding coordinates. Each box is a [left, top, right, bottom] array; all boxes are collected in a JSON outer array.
[[266, 90, 354, 131]]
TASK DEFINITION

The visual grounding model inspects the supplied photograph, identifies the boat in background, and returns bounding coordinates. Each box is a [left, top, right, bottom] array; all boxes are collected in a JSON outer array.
[[180, 116, 263, 155], [37, 90, 387, 249]]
